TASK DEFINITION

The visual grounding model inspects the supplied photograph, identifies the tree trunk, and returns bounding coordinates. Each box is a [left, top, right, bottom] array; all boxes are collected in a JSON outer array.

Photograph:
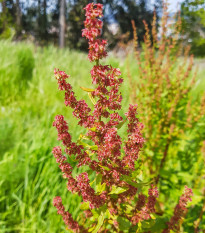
[[59, 0, 65, 48], [2, 0, 7, 30], [43, 0, 48, 41], [16, 0, 22, 36], [38, 0, 41, 17], [38, 0, 41, 37]]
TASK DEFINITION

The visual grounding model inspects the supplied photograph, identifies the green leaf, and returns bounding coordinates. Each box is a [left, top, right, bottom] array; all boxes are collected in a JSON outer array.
[[96, 174, 102, 185], [90, 178, 96, 187], [161, 91, 168, 97], [121, 203, 133, 214], [116, 119, 127, 129], [98, 164, 110, 171], [79, 134, 91, 140], [96, 183, 106, 194], [89, 127, 97, 132], [88, 92, 96, 105], [150, 216, 168, 231], [177, 106, 185, 112], [92, 213, 105, 233], [80, 202, 90, 210], [77, 140, 98, 151], [120, 175, 151, 188], [80, 86, 95, 92], [78, 141, 89, 147], [108, 159, 119, 168], [88, 225, 96, 232], [95, 174, 106, 194], [117, 216, 131, 232], [190, 194, 203, 205], [109, 185, 128, 194], [141, 219, 155, 229], [89, 145, 98, 151]]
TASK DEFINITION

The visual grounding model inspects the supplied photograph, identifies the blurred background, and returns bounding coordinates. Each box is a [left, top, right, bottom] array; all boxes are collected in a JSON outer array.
[[0, 0, 204, 55], [0, 0, 205, 232]]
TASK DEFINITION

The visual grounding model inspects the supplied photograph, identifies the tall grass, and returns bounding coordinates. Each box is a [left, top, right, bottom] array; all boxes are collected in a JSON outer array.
[[0, 40, 131, 232]]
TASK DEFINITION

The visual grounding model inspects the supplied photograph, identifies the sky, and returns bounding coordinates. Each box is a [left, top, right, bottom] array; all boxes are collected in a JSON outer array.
[[150, 0, 184, 12], [167, 0, 184, 12]]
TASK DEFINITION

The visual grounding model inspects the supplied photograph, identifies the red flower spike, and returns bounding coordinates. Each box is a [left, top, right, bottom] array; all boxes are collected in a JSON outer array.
[[52, 3, 193, 232], [162, 186, 193, 233], [53, 197, 81, 232], [82, 3, 107, 61]]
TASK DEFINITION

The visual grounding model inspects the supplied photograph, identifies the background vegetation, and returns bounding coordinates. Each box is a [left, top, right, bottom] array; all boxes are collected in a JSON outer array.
[[0, 0, 205, 56]]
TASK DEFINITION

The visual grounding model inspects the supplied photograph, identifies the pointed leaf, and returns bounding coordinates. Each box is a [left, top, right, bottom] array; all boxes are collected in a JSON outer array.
[[120, 175, 151, 188], [116, 119, 127, 129], [80, 86, 95, 92], [109, 186, 128, 194], [92, 213, 105, 233], [89, 145, 98, 150], [88, 92, 96, 105], [89, 127, 97, 132], [98, 164, 110, 171]]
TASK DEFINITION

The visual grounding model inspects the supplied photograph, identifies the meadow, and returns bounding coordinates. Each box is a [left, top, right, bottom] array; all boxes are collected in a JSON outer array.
[[0, 40, 130, 232], [0, 39, 205, 232]]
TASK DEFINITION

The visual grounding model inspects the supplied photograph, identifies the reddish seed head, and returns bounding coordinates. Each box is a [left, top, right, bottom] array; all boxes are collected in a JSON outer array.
[[82, 3, 107, 61], [162, 186, 193, 232], [52, 3, 166, 232]]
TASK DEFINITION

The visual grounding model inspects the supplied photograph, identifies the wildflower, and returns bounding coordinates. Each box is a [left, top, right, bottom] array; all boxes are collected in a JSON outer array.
[[131, 185, 159, 225], [53, 196, 81, 232], [77, 172, 107, 209], [82, 3, 107, 62], [52, 3, 146, 230], [163, 186, 193, 233], [52, 3, 193, 232]]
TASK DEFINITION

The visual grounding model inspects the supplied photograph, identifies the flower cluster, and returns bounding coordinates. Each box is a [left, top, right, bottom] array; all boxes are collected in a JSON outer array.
[[53, 115, 91, 167], [51, 2, 193, 232], [163, 186, 193, 233], [52, 140, 106, 210], [91, 65, 123, 119], [52, 3, 147, 230], [131, 185, 159, 225], [53, 196, 81, 232], [54, 69, 94, 128], [123, 104, 145, 169], [82, 3, 107, 62], [77, 172, 107, 209]]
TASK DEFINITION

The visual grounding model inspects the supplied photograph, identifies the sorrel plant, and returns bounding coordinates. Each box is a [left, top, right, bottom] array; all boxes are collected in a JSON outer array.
[[52, 3, 193, 232], [129, 4, 205, 182], [125, 3, 205, 230]]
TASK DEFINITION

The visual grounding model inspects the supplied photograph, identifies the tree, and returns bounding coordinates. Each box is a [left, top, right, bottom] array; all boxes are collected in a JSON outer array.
[[0, 0, 161, 49], [37, 0, 48, 43], [113, 0, 162, 43], [59, 0, 65, 48], [0, 0, 16, 38], [16, 0, 22, 37], [181, 0, 205, 56], [66, 0, 160, 50], [0, 1, 7, 33]]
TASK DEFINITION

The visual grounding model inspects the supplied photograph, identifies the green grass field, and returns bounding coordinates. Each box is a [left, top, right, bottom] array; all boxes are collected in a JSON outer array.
[[0, 40, 130, 232], [0, 40, 205, 232]]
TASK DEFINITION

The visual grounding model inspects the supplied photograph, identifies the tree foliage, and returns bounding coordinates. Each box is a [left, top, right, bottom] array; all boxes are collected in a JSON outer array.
[[181, 0, 205, 56], [0, 0, 161, 50]]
